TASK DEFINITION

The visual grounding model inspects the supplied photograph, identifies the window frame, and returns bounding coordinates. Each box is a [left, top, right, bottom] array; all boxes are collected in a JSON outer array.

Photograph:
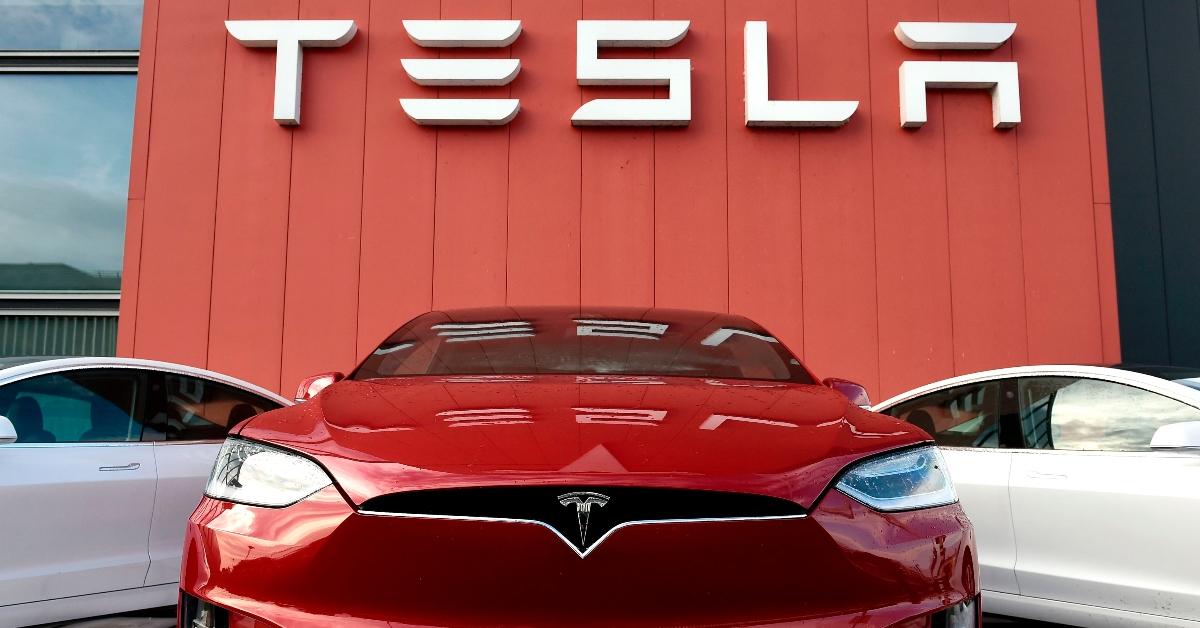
[[0, 50, 138, 74], [0, 49, 137, 354]]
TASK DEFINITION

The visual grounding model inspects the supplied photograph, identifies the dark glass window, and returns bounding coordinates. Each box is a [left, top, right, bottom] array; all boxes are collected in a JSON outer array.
[[882, 381, 1002, 448], [143, 373, 281, 441], [1016, 377, 1200, 452], [0, 74, 135, 291], [0, 369, 142, 443], [354, 309, 815, 384], [0, 1, 143, 51]]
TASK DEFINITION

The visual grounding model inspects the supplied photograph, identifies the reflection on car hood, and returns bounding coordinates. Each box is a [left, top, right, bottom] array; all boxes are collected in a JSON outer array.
[[237, 375, 928, 509]]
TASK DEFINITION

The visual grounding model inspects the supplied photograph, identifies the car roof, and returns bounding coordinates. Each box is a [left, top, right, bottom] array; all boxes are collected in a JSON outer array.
[[0, 356, 290, 406], [871, 364, 1200, 412]]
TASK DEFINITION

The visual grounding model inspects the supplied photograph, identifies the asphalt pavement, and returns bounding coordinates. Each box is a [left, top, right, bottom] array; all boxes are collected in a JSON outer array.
[[49, 613, 1068, 627]]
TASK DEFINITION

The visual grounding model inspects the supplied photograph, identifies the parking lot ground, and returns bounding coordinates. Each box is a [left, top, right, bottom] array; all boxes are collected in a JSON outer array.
[[49, 612, 1068, 627]]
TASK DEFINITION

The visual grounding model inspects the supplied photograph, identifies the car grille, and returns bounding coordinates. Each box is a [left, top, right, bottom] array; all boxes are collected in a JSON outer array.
[[358, 485, 805, 555]]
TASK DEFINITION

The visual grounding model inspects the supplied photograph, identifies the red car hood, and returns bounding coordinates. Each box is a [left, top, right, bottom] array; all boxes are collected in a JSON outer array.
[[237, 375, 928, 509]]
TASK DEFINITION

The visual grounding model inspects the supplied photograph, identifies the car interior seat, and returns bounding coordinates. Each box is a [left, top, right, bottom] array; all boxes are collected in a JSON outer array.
[[906, 409, 938, 437], [81, 401, 131, 441], [6, 397, 55, 443], [227, 402, 259, 427]]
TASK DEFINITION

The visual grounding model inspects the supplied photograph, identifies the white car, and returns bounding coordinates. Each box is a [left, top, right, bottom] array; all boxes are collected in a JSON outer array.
[[0, 357, 289, 627], [873, 364, 1200, 628]]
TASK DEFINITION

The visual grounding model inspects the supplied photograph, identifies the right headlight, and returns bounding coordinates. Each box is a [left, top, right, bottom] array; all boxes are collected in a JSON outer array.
[[835, 445, 958, 511], [205, 438, 333, 507]]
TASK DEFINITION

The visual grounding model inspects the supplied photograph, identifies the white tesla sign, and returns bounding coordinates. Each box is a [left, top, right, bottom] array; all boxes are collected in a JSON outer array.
[[225, 19, 1020, 129]]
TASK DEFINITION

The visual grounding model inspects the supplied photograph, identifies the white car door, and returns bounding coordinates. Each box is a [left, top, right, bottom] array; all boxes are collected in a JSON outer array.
[[141, 371, 283, 586], [0, 368, 157, 606], [1008, 376, 1200, 623], [875, 379, 1021, 595]]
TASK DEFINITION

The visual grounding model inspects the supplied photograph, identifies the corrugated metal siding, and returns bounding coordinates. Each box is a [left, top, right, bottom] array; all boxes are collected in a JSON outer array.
[[0, 315, 118, 357]]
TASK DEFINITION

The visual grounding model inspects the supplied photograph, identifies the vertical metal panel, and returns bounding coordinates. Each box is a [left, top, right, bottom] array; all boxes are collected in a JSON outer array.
[[1144, 0, 1200, 367], [121, 0, 1118, 398], [0, 315, 118, 357], [1097, 0, 1171, 363]]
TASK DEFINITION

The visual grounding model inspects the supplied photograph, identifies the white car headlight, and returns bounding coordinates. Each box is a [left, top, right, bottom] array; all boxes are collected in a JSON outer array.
[[835, 446, 958, 511], [205, 438, 333, 507]]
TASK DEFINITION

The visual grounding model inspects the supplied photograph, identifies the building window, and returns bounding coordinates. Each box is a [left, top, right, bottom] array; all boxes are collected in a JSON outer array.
[[0, 1, 141, 358]]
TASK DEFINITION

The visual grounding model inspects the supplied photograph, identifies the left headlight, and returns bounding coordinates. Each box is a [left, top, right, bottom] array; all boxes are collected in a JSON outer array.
[[205, 438, 333, 507], [835, 445, 958, 512]]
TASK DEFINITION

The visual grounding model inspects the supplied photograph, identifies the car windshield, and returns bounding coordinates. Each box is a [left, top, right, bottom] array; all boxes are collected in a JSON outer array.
[[353, 307, 815, 384]]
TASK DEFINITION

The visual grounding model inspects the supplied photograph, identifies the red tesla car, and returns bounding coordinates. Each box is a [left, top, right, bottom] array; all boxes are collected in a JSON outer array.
[[181, 307, 978, 627]]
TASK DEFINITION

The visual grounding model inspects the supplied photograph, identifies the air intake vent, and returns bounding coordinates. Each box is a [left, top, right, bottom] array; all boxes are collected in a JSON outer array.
[[359, 485, 805, 556]]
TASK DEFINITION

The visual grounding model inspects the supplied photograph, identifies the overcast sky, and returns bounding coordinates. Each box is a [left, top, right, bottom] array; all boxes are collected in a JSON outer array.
[[0, 74, 136, 274], [0, 0, 142, 50]]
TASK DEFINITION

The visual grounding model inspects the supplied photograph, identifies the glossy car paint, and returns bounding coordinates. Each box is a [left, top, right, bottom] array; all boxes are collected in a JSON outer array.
[[874, 365, 1200, 628], [0, 358, 289, 628], [242, 375, 925, 508], [184, 488, 974, 627], [183, 371, 978, 626]]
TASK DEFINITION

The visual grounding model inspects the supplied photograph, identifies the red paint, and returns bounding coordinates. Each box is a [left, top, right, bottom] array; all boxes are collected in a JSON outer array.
[[133, 0, 229, 367], [725, 0, 804, 359], [183, 489, 974, 626], [795, 0, 881, 397], [182, 332, 975, 625], [278, 0, 371, 399], [432, 0, 512, 310], [940, 0, 1029, 374], [122, 0, 1116, 400], [869, 0, 955, 397], [355, 0, 439, 358], [1011, 0, 1105, 364], [579, 0, 655, 307], [206, 0, 297, 391], [507, 0, 583, 305], [236, 376, 925, 506]]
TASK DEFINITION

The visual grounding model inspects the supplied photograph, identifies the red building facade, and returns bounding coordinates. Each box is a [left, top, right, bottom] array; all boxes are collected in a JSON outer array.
[[117, 0, 1118, 399]]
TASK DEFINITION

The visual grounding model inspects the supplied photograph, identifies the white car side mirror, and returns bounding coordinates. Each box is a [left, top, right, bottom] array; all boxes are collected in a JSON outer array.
[[0, 415, 17, 445], [1150, 421, 1200, 449]]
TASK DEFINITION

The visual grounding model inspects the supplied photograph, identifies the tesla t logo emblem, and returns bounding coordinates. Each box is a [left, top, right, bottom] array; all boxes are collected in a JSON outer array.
[[558, 491, 609, 547]]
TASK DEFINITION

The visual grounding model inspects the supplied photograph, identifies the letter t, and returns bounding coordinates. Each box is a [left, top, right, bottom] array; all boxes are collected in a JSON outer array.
[[225, 20, 358, 125]]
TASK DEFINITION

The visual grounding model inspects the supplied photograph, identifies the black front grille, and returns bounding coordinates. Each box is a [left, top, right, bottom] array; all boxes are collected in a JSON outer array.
[[359, 485, 805, 554]]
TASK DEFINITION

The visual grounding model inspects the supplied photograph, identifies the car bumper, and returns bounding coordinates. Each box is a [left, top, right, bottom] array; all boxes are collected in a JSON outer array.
[[180, 486, 978, 627]]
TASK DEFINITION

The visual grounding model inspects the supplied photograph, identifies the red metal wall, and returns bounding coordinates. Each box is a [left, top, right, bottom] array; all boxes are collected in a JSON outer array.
[[118, 0, 1119, 400]]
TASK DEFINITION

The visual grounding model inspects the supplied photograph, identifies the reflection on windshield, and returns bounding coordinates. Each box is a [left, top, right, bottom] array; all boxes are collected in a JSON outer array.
[[1174, 379, 1200, 393], [574, 408, 666, 426], [575, 319, 668, 339], [355, 309, 815, 385], [438, 408, 533, 427], [422, 406, 813, 432], [431, 321, 534, 342], [701, 328, 778, 347]]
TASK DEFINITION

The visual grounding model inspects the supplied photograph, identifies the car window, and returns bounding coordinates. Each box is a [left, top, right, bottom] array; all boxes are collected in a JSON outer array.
[[143, 373, 281, 442], [1017, 377, 1200, 452], [882, 381, 1002, 448], [0, 369, 142, 443], [354, 310, 815, 384]]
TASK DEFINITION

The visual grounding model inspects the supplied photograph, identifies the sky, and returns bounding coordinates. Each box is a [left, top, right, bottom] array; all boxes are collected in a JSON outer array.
[[0, 74, 136, 274], [0, 0, 142, 50]]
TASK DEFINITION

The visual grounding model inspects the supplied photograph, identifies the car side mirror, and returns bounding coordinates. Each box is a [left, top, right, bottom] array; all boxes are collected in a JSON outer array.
[[0, 415, 17, 445], [823, 378, 872, 408], [295, 372, 345, 403], [1150, 421, 1200, 449]]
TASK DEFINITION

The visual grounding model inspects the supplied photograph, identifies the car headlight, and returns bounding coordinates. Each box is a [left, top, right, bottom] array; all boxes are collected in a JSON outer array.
[[835, 445, 957, 511], [205, 438, 332, 507]]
